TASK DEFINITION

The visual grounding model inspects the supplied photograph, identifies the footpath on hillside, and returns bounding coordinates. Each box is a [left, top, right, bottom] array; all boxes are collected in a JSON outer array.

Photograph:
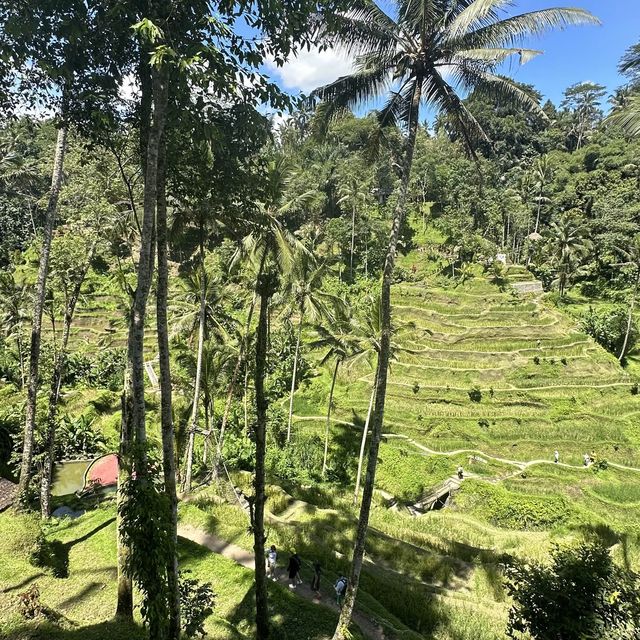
[[177, 523, 387, 640]]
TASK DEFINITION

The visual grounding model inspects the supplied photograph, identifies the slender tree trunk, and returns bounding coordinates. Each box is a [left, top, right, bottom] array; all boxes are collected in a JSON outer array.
[[40, 240, 97, 518], [156, 127, 180, 639], [286, 312, 304, 443], [353, 381, 375, 505], [350, 204, 356, 281], [332, 80, 421, 640], [183, 233, 207, 492], [253, 274, 272, 640], [322, 358, 340, 478], [117, 63, 168, 620], [17, 333, 25, 389], [534, 189, 543, 235], [17, 124, 67, 504], [215, 290, 258, 475], [619, 271, 639, 363]]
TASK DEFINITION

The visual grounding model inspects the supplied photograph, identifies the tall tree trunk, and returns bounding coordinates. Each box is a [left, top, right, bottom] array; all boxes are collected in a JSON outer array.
[[156, 127, 180, 639], [183, 232, 207, 492], [216, 290, 258, 474], [17, 124, 67, 504], [353, 381, 375, 505], [322, 358, 340, 478], [40, 239, 97, 518], [350, 204, 356, 281], [286, 312, 304, 443], [619, 271, 639, 363], [116, 63, 168, 620], [332, 80, 421, 640], [253, 274, 272, 640]]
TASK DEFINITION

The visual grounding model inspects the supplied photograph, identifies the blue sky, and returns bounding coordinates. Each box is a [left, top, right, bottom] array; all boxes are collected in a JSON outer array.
[[501, 0, 638, 104], [264, 1, 639, 114]]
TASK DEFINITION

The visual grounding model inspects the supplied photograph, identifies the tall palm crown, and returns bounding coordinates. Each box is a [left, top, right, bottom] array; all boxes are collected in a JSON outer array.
[[314, 1, 599, 146], [608, 42, 640, 137]]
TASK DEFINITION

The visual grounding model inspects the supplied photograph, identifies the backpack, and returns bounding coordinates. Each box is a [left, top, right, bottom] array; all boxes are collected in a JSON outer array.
[[335, 578, 347, 595]]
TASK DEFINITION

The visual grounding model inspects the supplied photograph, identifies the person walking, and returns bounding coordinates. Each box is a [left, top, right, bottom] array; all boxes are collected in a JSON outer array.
[[456, 465, 464, 480], [266, 545, 278, 581], [287, 551, 302, 589], [335, 575, 347, 608], [311, 560, 322, 595], [583, 453, 591, 467], [554, 450, 559, 464]]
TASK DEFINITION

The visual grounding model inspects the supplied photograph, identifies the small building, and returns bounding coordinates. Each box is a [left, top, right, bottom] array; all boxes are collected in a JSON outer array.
[[0, 477, 17, 512]]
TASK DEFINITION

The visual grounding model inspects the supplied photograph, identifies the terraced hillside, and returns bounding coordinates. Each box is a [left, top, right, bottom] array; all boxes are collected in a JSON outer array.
[[292, 261, 640, 528]]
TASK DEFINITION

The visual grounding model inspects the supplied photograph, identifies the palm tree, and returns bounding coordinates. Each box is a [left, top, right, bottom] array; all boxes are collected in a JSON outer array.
[[337, 175, 369, 280], [311, 3, 598, 636], [232, 157, 309, 640], [607, 42, 640, 137], [309, 321, 359, 477], [531, 155, 553, 234], [549, 215, 590, 298], [614, 235, 640, 362], [284, 253, 342, 442]]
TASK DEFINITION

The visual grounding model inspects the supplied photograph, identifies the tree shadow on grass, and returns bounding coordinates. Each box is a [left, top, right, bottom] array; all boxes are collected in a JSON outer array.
[[575, 522, 638, 571], [33, 517, 115, 579], [2, 619, 145, 640]]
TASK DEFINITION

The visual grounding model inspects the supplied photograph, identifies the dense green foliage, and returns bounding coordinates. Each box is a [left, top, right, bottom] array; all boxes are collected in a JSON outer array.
[[2, 2, 640, 639]]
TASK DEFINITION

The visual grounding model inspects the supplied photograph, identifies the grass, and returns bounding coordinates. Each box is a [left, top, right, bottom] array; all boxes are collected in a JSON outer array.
[[0, 506, 363, 640]]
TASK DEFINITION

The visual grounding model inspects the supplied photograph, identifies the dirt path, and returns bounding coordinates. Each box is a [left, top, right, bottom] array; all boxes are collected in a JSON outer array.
[[177, 524, 387, 640]]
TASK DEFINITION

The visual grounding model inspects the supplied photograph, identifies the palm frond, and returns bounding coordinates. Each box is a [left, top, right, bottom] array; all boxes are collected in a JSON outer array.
[[606, 97, 640, 138], [325, 2, 399, 57], [449, 8, 600, 50], [620, 43, 640, 77], [456, 47, 542, 65], [455, 65, 545, 117], [446, 0, 514, 40], [422, 70, 488, 155], [376, 77, 417, 129]]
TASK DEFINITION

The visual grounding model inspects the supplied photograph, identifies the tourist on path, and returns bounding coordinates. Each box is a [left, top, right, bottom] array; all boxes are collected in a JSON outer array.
[[583, 453, 591, 467], [335, 575, 348, 608], [311, 560, 322, 595], [287, 551, 302, 589], [554, 450, 559, 464], [266, 545, 277, 581]]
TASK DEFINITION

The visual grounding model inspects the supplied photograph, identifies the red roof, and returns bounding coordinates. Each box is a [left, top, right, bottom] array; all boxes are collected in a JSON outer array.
[[83, 454, 118, 490]]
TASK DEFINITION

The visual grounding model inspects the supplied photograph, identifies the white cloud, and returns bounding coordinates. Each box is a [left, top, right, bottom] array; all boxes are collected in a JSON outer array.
[[265, 46, 355, 94]]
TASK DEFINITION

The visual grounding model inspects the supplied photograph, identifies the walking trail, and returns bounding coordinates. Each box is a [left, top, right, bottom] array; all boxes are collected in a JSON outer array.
[[177, 523, 387, 640]]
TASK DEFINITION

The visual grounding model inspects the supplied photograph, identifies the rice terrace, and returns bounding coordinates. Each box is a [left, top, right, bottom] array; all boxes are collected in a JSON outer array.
[[2, 1, 640, 639]]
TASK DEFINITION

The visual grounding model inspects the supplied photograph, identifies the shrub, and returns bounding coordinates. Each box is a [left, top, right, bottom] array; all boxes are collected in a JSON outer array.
[[412, 381, 420, 394], [478, 419, 490, 429], [533, 356, 540, 365], [505, 541, 640, 639], [468, 386, 482, 403], [56, 414, 106, 459], [631, 382, 639, 396], [18, 584, 43, 620], [179, 570, 215, 638]]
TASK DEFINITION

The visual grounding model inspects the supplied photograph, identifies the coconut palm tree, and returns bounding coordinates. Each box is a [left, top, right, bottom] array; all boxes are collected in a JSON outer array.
[[312, 3, 599, 636], [283, 253, 343, 443], [607, 42, 640, 137], [549, 215, 591, 298], [231, 157, 310, 639], [531, 155, 553, 235], [309, 321, 360, 477], [613, 235, 640, 362], [337, 175, 369, 280]]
